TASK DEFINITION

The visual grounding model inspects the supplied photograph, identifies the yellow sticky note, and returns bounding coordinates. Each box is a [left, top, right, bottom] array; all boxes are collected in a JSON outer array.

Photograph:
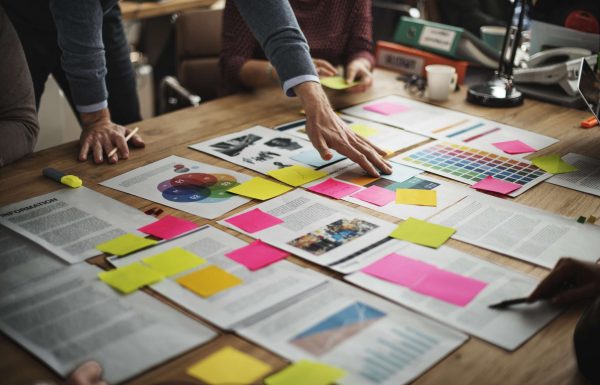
[[267, 165, 327, 187], [396, 189, 437, 206], [142, 247, 206, 277], [227, 177, 292, 200], [96, 234, 157, 256], [390, 217, 455, 248], [350, 123, 379, 138], [265, 360, 346, 385], [531, 154, 578, 174], [98, 262, 164, 294], [187, 346, 272, 385], [321, 76, 359, 90], [177, 265, 242, 297]]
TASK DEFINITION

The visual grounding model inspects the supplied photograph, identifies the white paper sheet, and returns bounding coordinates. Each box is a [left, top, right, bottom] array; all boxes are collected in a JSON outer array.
[[429, 194, 600, 268], [109, 225, 326, 329], [0, 263, 216, 383], [101, 155, 252, 219], [219, 190, 397, 273], [342, 95, 557, 157], [189, 126, 352, 175], [346, 242, 562, 350], [546, 153, 600, 197], [236, 278, 467, 385], [0, 187, 155, 264]]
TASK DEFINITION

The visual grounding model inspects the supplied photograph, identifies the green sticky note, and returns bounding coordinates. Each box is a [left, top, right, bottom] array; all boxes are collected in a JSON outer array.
[[267, 165, 327, 187], [96, 234, 157, 256], [142, 247, 206, 277], [98, 262, 164, 294], [227, 177, 292, 200], [531, 154, 578, 174], [321, 76, 359, 90], [265, 360, 346, 385], [350, 123, 379, 138], [187, 346, 272, 385], [390, 217, 455, 248]]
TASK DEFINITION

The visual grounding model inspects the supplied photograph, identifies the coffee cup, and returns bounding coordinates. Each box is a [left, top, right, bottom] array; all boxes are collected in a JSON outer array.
[[425, 64, 457, 102]]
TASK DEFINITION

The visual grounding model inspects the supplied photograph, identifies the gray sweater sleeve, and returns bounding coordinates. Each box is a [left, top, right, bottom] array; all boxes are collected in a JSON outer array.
[[0, 5, 40, 167], [231, 0, 319, 96]]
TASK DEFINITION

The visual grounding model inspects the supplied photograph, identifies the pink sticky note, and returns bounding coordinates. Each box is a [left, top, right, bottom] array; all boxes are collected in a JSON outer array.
[[138, 215, 198, 240], [492, 140, 537, 154], [225, 240, 289, 271], [351, 186, 395, 206], [362, 253, 437, 287], [363, 102, 410, 116], [471, 176, 521, 195], [308, 178, 361, 199], [412, 268, 487, 307], [225, 208, 283, 233]]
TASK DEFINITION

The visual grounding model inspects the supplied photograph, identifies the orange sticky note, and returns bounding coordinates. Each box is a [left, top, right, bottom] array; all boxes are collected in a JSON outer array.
[[177, 265, 242, 298]]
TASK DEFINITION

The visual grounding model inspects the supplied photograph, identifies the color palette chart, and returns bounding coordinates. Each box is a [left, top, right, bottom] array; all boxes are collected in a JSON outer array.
[[391, 141, 550, 197]]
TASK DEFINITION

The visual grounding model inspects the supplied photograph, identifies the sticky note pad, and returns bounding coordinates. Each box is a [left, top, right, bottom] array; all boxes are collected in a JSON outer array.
[[307, 178, 361, 199], [492, 140, 536, 154], [531, 154, 578, 174], [413, 268, 487, 307], [226, 240, 288, 271], [351, 185, 395, 206], [225, 208, 283, 233], [390, 217, 455, 248], [291, 149, 346, 168], [396, 189, 437, 206], [187, 346, 272, 385], [471, 176, 521, 195], [96, 234, 157, 256], [267, 165, 327, 187], [350, 123, 379, 138], [265, 360, 345, 385], [321, 76, 359, 90], [363, 253, 435, 287], [363, 102, 410, 116], [177, 265, 242, 298], [227, 177, 292, 200], [98, 262, 164, 294], [138, 215, 199, 240], [142, 247, 206, 277]]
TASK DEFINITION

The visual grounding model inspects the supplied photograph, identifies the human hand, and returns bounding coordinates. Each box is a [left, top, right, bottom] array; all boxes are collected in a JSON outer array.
[[313, 58, 337, 77], [294, 82, 392, 177], [528, 257, 600, 306], [65, 361, 108, 385], [79, 108, 144, 164], [345, 58, 373, 93]]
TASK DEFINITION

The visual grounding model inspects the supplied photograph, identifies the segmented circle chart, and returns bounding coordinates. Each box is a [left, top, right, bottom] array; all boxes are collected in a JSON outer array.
[[158, 171, 239, 203]]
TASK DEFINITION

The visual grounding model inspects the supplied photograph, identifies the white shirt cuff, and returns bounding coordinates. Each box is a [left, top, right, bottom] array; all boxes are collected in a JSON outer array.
[[76, 100, 108, 113], [283, 75, 320, 97]]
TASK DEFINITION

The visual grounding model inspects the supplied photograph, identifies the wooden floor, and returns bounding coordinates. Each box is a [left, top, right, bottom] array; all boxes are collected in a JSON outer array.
[[0, 69, 597, 385]]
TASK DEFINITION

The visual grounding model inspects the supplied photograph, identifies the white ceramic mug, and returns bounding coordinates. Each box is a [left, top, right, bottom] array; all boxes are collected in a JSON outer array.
[[425, 64, 458, 102]]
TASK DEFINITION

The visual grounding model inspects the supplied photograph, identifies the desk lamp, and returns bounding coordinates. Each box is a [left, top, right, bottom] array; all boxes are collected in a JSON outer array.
[[467, 0, 528, 107]]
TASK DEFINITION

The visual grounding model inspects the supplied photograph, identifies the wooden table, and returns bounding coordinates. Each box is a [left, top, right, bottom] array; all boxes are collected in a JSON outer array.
[[1, 69, 598, 385], [120, 0, 217, 20]]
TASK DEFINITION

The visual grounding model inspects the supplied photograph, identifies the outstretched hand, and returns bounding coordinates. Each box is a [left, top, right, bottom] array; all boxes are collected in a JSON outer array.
[[295, 81, 392, 177]]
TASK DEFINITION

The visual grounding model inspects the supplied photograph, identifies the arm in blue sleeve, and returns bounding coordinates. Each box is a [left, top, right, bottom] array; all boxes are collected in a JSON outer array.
[[49, 0, 108, 112], [231, 0, 319, 96]]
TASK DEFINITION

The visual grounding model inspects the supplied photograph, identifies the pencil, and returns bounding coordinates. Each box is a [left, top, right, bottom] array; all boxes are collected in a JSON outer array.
[[108, 127, 139, 158], [488, 297, 529, 309]]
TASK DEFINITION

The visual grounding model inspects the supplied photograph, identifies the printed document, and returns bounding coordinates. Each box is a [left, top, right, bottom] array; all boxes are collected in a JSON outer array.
[[546, 153, 600, 197]]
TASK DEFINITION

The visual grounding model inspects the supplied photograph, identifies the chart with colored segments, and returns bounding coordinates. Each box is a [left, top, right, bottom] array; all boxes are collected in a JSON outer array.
[[391, 141, 551, 197]]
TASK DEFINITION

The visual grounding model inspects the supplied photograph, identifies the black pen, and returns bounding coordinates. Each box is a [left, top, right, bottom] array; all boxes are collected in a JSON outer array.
[[488, 297, 530, 309]]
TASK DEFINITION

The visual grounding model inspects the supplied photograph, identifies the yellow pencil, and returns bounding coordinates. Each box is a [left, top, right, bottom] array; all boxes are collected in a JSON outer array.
[[108, 126, 139, 158]]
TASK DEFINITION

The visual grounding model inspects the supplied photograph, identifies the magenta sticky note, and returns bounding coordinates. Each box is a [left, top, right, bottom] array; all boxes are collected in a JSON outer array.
[[363, 102, 410, 116], [362, 253, 436, 287], [138, 215, 198, 240], [471, 176, 521, 195], [492, 140, 537, 155], [413, 268, 487, 306], [225, 240, 289, 271], [308, 178, 361, 199], [351, 186, 395, 206], [225, 208, 283, 233]]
